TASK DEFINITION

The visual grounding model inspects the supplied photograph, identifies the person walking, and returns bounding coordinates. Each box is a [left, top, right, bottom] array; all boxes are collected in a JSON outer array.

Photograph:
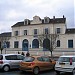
[[26, 51, 30, 57]]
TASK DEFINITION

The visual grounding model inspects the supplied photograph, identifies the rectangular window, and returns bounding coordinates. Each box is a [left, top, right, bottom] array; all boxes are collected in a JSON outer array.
[[68, 40, 73, 48], [14, 41, 19, 48], [45, 18, 48, 23], [6, 42, 10, 48], [24, 30, 27, 35], [45, 28, 48, 34], [34, 29, 37, 35], [56, 28, 60, 34], [15, 31, 18, 36], [5, 55, 17, 60]]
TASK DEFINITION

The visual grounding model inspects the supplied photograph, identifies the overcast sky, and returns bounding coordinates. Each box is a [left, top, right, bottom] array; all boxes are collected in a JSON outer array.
[[0, 0, 74, 33]]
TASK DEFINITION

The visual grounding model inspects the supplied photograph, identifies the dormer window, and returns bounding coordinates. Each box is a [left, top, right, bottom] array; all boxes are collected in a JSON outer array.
[[45, 18, 48, 23], [24, 19, 30, 25], [25, 20, 27, 25], [44, 17, 50, 23]]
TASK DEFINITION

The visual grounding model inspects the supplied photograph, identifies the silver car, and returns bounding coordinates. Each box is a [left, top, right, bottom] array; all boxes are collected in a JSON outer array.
[[0, 54, 25, 72]]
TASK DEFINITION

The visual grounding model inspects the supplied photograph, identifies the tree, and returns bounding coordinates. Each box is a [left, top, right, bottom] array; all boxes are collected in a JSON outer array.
[[0, 35, 11, 54], [38, 33, 59, 57], [0, 47, 4, 54]]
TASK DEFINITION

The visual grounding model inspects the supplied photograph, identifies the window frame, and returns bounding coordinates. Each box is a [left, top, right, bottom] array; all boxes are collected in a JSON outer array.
[[45, 28, 48, 34], [34, 29, 37, 35], [68, 40, 73, 48], [57, 40, 60, 47], [6, 41, 10, 48], [5, 55, 17, 60], [56, 28, 61, 34], [17, 55, 24, 60], [14, 41, 19, 48], [24, 30, 27, 35]]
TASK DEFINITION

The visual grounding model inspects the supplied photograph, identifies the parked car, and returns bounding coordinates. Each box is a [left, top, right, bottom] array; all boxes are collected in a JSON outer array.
[[0, 54, 25, 72], [19, 55, 56, 75], [55, 55, 75, 75]]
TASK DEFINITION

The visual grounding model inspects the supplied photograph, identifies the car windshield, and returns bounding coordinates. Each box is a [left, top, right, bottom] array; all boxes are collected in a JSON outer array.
[[58, 57, 70, 62], [23, 57, 34, 62]]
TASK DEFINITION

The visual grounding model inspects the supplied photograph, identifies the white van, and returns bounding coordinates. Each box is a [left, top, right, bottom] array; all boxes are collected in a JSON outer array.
[[55, 55, 75, 75]]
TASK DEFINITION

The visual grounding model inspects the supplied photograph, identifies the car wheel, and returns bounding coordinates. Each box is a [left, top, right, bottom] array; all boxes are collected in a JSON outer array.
[[56, 71, 60, 75], [3, 65, 10, 72], [72, 69, 75, 75], [33, 67, 39, 75]]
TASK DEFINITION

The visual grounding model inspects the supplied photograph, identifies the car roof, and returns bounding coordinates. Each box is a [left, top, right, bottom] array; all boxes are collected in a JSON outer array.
[[60, 55, 75, 57], [0, 54, 22, 56], [30, 55, 49, 58]]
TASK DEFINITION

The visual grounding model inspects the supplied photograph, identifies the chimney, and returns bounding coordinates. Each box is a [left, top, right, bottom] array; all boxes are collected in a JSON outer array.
[[53, 16, 55, 19], [63, 15, 65, 18]]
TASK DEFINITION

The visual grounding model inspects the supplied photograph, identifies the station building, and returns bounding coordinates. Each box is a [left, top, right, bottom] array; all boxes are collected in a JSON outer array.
[[0, 15, 75, 56]]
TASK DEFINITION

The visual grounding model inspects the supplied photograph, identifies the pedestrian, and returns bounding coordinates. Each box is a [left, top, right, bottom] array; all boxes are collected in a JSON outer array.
[[18, 51, 20, 54], [21, 52, 25, 56], [26, 51, 30, 57]]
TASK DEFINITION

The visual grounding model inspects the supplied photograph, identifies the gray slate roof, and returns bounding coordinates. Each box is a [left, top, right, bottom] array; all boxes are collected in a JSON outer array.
[[12, 18, 66, 27], [65, 28, 75, 34], [0, 32, 11, 37]]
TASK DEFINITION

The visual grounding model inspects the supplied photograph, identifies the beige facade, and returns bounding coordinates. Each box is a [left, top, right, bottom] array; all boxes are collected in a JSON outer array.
[[0, 16, 75, 56]]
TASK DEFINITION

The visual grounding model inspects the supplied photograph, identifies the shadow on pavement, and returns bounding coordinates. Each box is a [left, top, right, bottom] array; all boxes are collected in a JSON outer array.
[[58, 72, 72, 75], [0, 69, 72, 75]]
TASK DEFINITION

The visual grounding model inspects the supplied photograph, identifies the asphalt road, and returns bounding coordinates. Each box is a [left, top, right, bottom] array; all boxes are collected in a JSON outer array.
[[0, 70, 71, 75]]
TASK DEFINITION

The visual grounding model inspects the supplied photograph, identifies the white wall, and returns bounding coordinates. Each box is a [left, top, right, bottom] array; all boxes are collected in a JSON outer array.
[[10, 20, 75, 52]]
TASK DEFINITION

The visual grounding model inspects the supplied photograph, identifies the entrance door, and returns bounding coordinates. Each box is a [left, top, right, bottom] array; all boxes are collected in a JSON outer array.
[[43, 39, 50, 51], [22, 39, 28, 51]]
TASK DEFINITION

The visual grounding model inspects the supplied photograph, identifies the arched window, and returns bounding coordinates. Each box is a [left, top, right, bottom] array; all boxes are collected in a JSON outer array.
[[57, 40, 60, 47], [32, 39, 39, 48], [22, 39, 29, 51], [43, 39, 50, 51]]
